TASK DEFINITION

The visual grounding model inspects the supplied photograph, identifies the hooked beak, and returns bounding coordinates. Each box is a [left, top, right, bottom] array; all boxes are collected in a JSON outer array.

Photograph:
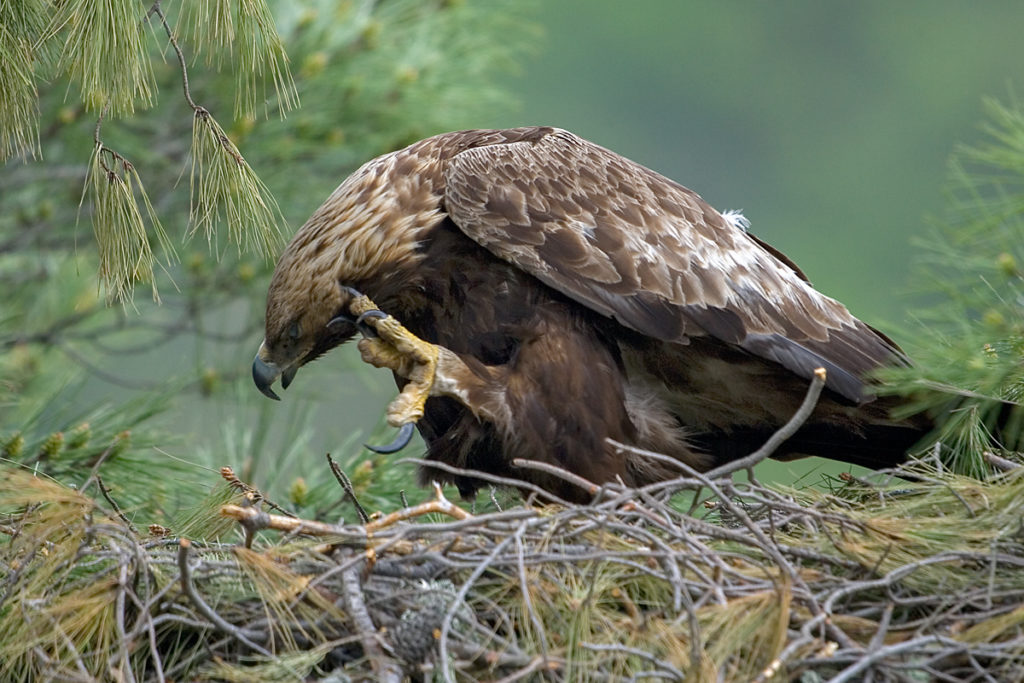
[[252, 354, 281, 400], [252, 344, 299, 401]]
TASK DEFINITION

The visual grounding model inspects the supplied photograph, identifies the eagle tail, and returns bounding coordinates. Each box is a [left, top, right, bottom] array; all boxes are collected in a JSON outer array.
[[697, 421, 930, 472]]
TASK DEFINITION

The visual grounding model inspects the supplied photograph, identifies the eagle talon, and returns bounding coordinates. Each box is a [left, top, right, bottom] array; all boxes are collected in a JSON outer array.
[[348, 298, 440, 430], [355, 310, 388, 339], [364, 422, 416, 454], [341, 285, 364, 299], [326, 312, 354, 331]]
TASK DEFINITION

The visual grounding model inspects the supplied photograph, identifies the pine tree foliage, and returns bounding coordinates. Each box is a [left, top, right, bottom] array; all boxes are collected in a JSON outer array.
[[879, 98, 1024, 476], [177, 0, 298, 119], [49, 0, 158, 116], [0, 0, 48, 159], [85, 140, 176, 303], [2, 0, 300, 302], [188, 109, 284, 258]]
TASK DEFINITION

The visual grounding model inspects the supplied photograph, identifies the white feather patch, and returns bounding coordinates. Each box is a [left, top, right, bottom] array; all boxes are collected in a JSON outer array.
[[721, 209, 751, 233]]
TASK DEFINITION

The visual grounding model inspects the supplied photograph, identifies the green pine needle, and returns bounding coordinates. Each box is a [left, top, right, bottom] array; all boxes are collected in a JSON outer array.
[[878, 96, 1024, 472], [178, 0, 236, 56], [0, 23, 40, 160], [177, 0, 298, 118], [49, 0, 156, 115], [84, 144, 176, 304], [188, 110, 285, 258], [0, 0, 52, 162], [234, 0, 298, 118]]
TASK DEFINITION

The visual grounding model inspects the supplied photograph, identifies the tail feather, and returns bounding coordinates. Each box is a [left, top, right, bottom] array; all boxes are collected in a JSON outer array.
[[696, 421, 930, 472]]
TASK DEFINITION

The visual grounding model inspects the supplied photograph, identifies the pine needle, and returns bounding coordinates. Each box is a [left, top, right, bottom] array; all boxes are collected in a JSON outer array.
[[234, 0, 298, 118], [49, 0, 156, 115], [4, 454, 1024, 680], [188, 109, 285, 258], [0, 21, 41, 160], [177, 0, 297, 118], [177, 0, 236, 56], [83, 143, 176, 304], [877, 96, 1024, 471]]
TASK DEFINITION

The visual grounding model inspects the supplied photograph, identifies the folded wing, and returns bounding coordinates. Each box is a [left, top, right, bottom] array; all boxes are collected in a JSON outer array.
[[443, 128, 903, 403]]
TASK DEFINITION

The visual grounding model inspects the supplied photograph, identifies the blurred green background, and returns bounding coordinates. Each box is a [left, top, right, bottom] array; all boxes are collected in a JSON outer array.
[[4, 1, 1024, 506]]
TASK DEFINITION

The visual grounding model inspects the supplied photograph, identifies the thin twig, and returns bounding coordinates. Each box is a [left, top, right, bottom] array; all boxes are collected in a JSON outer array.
[[150, 1, 200, 112], [825, 635, 967, 683], [327, 453, 370, 524], [579, 642, 686, 680], [112, 561, 138, 683], [706, 367, 827, 480], [365, 482, 472, 532], [983, 451, 1021, 471], [490, 656, 550, 683], [439, 531, 517, 683], [513, 525, 550, 667], [96, 475, 137, 533], [489, 487, 503, 512], [90, 101, 129, 176], [176, 539, 273, 657], [220, 483, 471, 538], [219, 466, 295, 518], [80, 438, 127, 495], [511, 457, 601, 498], [404, 457, 575, 507], [220, 505, 342, 537]]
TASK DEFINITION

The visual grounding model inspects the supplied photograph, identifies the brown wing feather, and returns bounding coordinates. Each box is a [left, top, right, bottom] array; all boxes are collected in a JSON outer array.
[[443, 128, 902, 403]]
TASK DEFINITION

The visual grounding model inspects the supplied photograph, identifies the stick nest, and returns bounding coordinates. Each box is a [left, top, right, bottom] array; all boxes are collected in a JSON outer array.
[[2, 451, 1024, 682]]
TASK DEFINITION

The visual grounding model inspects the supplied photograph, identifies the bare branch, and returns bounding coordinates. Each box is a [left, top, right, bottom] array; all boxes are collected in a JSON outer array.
[[340, 558, 403, 683], [176, 539, 272, 657], [327, 453, 370, 524]]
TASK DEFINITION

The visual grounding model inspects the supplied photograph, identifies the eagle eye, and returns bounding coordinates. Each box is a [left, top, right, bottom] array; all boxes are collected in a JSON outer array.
[[288, 321, 301, 340]]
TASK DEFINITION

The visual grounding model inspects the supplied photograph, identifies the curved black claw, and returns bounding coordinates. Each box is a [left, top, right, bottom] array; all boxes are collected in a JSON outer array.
[[355, 309, 388, 339], [326, 312, 354, 332], [364, 422, 416, 454], [341, 285, 364, 299]]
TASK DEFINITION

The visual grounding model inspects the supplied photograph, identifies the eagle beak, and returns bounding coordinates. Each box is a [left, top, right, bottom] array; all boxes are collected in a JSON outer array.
[[252, 347, 284, 401], [252, 355, 281, 400], [281, 364, 298, 390]]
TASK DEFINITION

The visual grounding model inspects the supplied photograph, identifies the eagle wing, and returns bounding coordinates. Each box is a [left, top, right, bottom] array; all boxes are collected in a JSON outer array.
[[442, 128, 901, 403]]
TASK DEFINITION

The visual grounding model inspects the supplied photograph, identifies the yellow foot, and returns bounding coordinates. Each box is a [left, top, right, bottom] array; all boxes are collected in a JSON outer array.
[[347, 293, 439, 428]]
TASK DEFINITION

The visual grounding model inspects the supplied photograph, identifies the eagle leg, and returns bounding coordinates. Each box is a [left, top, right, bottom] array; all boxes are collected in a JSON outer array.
[[347, 293, 440, 430]]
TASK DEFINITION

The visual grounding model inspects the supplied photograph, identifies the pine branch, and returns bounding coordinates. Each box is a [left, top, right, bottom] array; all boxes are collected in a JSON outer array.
[[149, 0, 284, 258], [49, 0, 156, 115], [879, 97, 1024, 473], [175, 0, 298, 119], [0, 21, 41, 160], [82, 103, 175, 304]]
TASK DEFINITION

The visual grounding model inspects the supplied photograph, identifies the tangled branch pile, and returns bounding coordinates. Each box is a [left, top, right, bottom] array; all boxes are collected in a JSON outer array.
[[2, 448, 1023, 682]]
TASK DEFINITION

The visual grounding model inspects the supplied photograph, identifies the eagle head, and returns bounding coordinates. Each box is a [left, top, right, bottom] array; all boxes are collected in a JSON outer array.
[[252, 145, 447, 400], [252, 260, 359, 400]]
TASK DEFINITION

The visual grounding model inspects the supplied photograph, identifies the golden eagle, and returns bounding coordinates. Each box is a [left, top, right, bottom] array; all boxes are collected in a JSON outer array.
[[253, 127, 927, 502]]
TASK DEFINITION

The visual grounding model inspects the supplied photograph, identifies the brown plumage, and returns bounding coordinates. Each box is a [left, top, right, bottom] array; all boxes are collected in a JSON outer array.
[[253, 127, 928, 502]]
